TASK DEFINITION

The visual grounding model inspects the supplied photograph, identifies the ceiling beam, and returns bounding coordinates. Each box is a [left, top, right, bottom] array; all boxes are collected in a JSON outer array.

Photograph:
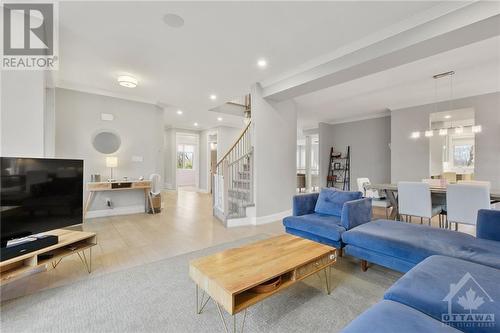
[[262, 2, 500, 101]]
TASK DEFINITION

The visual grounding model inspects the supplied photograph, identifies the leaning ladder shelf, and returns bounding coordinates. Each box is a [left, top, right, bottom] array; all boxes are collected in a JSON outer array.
[[326, 146, 350, 191]]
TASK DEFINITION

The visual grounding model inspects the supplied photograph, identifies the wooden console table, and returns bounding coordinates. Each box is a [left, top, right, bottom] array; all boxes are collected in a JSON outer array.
[[84, 180, 154, 218], [0, 229, 97, 285]]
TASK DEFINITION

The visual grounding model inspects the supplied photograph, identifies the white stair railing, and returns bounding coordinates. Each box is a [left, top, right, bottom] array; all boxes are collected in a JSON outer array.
[[213, 120, 253, 223]]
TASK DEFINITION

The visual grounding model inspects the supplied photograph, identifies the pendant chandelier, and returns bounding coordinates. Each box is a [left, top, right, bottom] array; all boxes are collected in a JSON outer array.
[[410, 71, 481, 139]]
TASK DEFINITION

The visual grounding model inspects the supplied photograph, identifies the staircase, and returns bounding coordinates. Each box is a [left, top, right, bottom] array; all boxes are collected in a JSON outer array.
[[213, 120, 254, 225]]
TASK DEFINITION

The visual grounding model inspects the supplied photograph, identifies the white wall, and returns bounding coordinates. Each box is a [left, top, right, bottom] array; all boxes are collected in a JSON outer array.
[[391, 92, 500, 187], [198, 130, 209, 192], [55, 88, 163, 215], [319, 116, 391, 190], [217, 126, 242, 159], [1, 71, 46, 157], [44, 88, 56, 157], [252, 83, 297, 218]]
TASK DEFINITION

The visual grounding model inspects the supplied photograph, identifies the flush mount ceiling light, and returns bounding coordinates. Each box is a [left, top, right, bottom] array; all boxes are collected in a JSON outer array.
[[176, 110, 183, 115], [210, 94, 217, 101], [117, 75, 138, 88], [217, 117, 223, 121], [257, 59, 267, 68], [163, 13, 184, 28], [411, 131, 420, 139], [444, 115, 451, 119], [193, 122, 199, 127]]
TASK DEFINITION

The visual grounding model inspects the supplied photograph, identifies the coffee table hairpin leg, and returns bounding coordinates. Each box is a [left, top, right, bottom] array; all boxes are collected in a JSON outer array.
[[215, 302, 247, 333], [196, 284, 248, 333], [316, 264, 332, 295], [196, 285, 211, 314]]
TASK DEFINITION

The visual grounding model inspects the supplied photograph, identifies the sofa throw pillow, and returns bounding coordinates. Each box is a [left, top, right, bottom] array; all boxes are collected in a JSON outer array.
[[314, 188, 362, 216]]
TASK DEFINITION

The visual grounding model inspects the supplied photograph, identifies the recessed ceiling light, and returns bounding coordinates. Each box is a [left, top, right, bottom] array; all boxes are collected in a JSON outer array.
[[117, 75, 138, 88], [163, 13, 184, 28], [257, 59, 267, 68], [217, 117, 223, 121], [176, 110, 183, 115], [444, 115, 451, 119], [193, 122, 199, 127], [210, 94, 217, 101]]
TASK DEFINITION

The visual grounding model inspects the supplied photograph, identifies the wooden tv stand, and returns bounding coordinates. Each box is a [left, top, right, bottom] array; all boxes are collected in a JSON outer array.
[[0, 229, 97, 285]]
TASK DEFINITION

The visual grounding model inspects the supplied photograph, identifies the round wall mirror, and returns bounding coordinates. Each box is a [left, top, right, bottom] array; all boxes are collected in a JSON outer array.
[[92, 131, 121, 154]]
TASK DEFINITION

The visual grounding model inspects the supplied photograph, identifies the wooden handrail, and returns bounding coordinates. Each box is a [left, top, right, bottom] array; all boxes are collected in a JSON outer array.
[[216, 121, 252, 167]]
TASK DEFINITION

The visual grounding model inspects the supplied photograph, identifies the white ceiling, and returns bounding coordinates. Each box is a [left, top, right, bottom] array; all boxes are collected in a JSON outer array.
[[55, 1, 444, 130], [294, 36, 500, 130]]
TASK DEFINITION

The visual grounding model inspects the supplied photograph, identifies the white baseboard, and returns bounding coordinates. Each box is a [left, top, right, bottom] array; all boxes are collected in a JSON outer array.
[[226, 208, 291, 227], [226, 216, 252, 227], [197, 188, 209, 193], [254, 209, 291, 225], [85, 205, 145, 219]]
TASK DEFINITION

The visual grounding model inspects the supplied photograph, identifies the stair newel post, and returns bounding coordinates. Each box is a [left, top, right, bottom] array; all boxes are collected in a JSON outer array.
[[223, 159, 230, 219]]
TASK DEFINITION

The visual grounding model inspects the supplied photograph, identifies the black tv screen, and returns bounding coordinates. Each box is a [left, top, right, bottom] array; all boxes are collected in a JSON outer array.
[[0, 157, 83, 246]]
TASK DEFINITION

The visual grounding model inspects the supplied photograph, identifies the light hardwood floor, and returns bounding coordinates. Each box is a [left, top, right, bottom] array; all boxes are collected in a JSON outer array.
[[1, 189, 284, 301], [0, 189, 471, 302]]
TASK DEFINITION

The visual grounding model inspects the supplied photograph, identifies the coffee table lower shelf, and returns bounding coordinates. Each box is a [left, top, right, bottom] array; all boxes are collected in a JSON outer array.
[[189, 235, 337, 333]]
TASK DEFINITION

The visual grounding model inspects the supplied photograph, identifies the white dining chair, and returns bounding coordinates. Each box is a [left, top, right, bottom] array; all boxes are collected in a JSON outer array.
[[357, 178, 370, 196], [398, 182, 443, 226], [446, 184, 491, 230], [357, 177, 392, 218]]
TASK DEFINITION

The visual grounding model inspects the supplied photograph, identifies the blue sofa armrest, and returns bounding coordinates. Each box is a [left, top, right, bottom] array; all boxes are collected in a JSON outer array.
[[293, 192, 320, 216], [476, 209, 500, 242], [341, 197, 372, 230]]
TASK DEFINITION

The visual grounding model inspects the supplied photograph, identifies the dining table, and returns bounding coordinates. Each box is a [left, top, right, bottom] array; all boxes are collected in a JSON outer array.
[[366, 183, 500, 220]]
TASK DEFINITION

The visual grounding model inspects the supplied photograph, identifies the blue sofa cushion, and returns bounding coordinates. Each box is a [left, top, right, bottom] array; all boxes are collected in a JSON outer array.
[[342, 219, 500, 269], [477, 209, 500, 242], [384, 255, 500, 333], [341, 300, 461, 333], [292, 192, 319, 216], [314, 188, 362, 216], [283, 213, 345, 241]]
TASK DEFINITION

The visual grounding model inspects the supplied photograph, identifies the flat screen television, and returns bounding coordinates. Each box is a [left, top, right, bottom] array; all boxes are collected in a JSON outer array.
[[0, 157, 84, 247]]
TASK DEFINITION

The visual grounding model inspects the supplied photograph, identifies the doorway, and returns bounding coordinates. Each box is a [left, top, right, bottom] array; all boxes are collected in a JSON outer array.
[[176, 132, 199, 190]]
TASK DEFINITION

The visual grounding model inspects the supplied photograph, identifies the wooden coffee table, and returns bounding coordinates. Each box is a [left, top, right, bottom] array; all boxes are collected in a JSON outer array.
[[189, 235, 337, 332]]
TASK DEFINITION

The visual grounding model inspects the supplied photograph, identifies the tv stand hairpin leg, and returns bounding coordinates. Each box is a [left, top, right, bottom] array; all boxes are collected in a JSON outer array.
[[50, 246, 92, 273], [1, 229, 97, 285]]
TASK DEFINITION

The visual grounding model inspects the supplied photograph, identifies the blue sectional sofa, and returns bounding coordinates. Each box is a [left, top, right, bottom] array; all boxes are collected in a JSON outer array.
[[343, 255, 500, 333], [341, 209, 500, 333], [283, 188, 372, 250], [342, 212, 500, 272]]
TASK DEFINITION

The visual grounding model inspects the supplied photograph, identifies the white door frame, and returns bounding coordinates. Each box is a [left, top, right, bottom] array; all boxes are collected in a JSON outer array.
[[175, 132, 200, 189]]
